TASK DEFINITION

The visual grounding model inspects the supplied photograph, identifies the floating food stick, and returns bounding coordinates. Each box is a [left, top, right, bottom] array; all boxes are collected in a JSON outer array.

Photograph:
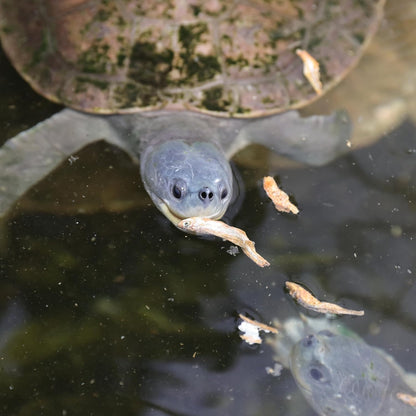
[[397, 393, 416, 408], [238, 313, 278, 345], [263, 176, 299, 214], [285, 281, 364, 316], [296, 49, 323, 94], [239, 314, 278, 334], [177, 217, 270, 267]]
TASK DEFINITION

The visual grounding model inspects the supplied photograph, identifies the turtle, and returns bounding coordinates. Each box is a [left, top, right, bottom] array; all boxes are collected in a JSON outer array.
[[0, 0, 384, 227], [303, 0, 416, 151], [271, 315, 416, 416]]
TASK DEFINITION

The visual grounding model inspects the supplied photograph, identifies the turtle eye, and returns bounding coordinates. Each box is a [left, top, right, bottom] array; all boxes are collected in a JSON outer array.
[[173, 185, 182, 199], [220, 188, 228, 200], [172, 179, 187, 199], [310, 368, 324, 381], [308, 364, 330, 384]]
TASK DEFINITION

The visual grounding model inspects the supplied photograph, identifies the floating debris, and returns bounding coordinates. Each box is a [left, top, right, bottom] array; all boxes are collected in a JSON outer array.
[[226, 245, 239, 256], [396, 393, 416, 408], [263, 176, 299, 214], [178, 217, 270, 267], [238, 321, 262, 344], [296, 49, 323, 94], [68, 155, 79, 165], [238, 313, 278, 345], [265, 362, 283, 377], [285, 281, 365, 316]]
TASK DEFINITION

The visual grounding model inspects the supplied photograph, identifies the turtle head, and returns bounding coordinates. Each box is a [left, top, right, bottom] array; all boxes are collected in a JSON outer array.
[[140, 139, 233, 226], [290, 329, 388, 415]]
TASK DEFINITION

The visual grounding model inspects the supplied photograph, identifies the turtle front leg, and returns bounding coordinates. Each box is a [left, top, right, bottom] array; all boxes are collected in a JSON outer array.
[[228, 110, 351, 166], [0, 109, 128, 218]]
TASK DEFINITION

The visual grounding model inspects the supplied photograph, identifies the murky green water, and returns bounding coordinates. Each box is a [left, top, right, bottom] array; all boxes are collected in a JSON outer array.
[[1, 2, 416, 415]]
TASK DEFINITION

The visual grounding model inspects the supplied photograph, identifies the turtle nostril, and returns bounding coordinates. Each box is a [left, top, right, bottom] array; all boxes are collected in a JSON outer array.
[[303, 334, 315, 347], [199, 187, 214, 202]]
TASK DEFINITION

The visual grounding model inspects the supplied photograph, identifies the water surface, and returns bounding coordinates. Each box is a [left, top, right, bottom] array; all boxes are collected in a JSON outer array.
[[0, 2, 415, 415]]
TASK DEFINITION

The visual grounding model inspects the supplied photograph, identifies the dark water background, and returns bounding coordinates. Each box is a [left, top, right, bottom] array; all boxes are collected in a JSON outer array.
[[0, 2, 415, 415]]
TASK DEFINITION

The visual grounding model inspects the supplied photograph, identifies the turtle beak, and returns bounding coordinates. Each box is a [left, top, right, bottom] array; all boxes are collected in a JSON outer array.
[[158, 200, 226, 227], [159, 203, 184, 226]]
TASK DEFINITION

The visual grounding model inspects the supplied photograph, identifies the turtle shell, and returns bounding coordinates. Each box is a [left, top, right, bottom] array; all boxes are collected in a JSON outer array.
[[0, 0, 384, 117]]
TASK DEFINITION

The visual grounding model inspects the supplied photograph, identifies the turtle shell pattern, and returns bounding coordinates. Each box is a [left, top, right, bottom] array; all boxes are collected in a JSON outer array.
[[0, 0, 383, 116]]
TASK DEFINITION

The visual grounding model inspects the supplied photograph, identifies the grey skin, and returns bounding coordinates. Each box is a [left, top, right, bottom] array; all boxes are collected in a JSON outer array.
[[0, 109, 350, 225], [272, 317, 416, 416]]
